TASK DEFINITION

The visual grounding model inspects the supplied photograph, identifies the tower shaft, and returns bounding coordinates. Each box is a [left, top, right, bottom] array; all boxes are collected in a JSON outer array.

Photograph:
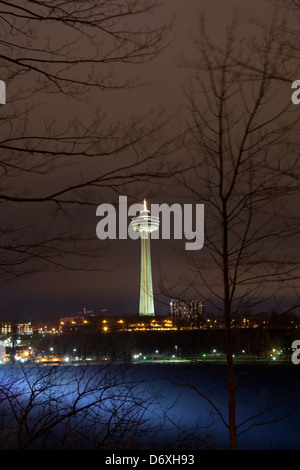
[[139, 233, 155, 316], [131, 199, 159, 317]]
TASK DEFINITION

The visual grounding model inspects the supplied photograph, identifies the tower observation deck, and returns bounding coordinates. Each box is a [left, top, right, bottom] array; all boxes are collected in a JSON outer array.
[[131, 200, 159, 316]]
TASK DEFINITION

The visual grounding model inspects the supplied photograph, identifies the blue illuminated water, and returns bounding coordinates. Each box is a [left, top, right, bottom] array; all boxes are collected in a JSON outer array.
[[0, 362, 299, 450]]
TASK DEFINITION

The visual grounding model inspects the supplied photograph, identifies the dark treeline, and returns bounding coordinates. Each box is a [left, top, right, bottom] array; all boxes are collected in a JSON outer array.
[[32, 327, 298, 359]]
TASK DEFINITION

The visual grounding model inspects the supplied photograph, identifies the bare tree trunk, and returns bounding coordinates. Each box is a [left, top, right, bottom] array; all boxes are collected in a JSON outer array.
[[223, 201, 237, 450], [161, 5, 300, 449]]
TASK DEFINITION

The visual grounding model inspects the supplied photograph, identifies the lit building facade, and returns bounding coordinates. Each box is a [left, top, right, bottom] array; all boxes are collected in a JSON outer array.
[[59, 315, 89, 329], [59, 307, 95, 329], [131, 200, 159, 316], [170, 299, 203, 329], [0, 322, 32, 335], [0, 322, 12, 335], [15, 323, 32, 335]]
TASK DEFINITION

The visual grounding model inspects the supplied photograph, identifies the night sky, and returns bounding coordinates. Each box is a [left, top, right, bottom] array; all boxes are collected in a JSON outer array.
[[0, 0, 299, 323]]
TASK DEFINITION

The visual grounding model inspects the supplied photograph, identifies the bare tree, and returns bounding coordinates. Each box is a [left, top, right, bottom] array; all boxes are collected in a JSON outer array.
[[0, 0, 186, 282], [0, 362, 213, 450], [0, 364, 150, 449], [162, 6, 300, 450]]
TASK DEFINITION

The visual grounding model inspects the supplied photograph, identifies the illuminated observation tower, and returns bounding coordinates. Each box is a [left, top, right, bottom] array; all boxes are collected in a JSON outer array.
[[131, 200, 159, 316]]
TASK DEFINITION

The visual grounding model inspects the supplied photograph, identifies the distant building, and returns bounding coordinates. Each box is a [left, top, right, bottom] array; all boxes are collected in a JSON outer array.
[[59, 309, 95, 330], [170, 299, 203, 329], [0, 321, 12, 335], [0, 321, 32, 336], [15, 323, 32, 335], [59, 315, 86, 328]]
